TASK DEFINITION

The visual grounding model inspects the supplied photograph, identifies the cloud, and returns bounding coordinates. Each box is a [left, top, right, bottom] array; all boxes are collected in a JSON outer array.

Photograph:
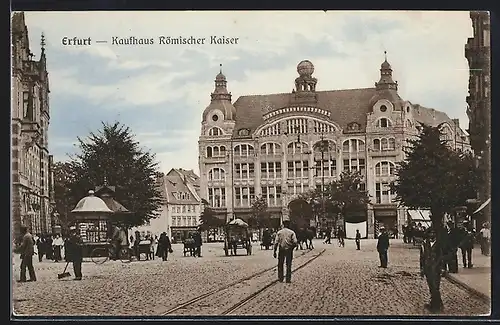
[[20, 11, 474, 174]]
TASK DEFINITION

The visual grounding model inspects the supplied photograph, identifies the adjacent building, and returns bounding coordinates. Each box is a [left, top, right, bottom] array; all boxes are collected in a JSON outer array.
[[11, 12, 53, 239], [465, 11, 491, 226], [198, 57, 471, 238], [132, 168, 203, 243]]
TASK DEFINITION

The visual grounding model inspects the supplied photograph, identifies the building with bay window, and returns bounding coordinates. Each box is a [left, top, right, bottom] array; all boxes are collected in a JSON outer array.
[[198, 57, 471, 238], [11, 12, 54, 239]]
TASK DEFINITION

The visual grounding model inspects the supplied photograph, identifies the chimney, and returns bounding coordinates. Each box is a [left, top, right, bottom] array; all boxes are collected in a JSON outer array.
[[452, 118, 460, 128]]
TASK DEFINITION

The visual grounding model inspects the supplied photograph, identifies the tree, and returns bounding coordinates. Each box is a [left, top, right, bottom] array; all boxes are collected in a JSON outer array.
[[52, 161, 78, 233], [65, 122, 163, 228], [199, 199, 225, 231], [251, 196, 270, 228], [391, 125, 479, 308]]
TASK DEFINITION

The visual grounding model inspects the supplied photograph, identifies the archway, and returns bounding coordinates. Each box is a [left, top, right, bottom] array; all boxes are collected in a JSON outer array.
[[288, 198, 313, 229]]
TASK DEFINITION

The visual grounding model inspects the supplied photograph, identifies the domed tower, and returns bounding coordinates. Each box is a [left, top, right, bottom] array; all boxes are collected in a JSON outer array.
[[375, 51, 398, 91], [202, 64, 236, 123], [293, 60, 318, 104]]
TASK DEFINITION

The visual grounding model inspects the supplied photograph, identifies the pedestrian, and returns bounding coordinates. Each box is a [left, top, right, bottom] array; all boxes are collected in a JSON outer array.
[[337, 226, 345, 247], [134, 231, 141, 261], [148, 235, 155, 260], [45, 234, 53, 260], [157, 232, 172, 261], [446, 222, 459, 273], [323, 227, 332, 244], [459, 222, 474, 268], [355, 229, 361, 250], [479, 223, 490, 256], [420, 227, 444, 313], [52, 234, 64, 262], [17, 226, 37, 282], [36, 236, 45, 262], [193, 230, 202, 257], [273, 219, 298, 283], [67, 226, 83, 280], [377, 227, 390, 268]]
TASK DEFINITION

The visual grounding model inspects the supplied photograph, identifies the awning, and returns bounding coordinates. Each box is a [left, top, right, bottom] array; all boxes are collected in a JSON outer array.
[[473, 198, 491, 214], [407, 210, 431, 221]]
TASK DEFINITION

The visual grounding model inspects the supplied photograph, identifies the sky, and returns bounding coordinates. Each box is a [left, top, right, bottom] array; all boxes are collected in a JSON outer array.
[[20, 11, 473, 175]]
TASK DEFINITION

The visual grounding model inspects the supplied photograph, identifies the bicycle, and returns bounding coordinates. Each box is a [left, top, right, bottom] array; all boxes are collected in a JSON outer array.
[[90, 244, 131, 264]]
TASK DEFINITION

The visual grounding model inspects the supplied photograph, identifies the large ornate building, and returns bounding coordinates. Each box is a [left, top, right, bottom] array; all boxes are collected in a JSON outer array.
[[11, 12, 54, 238], [198, 57, 470, 238], [465, 11, 491, 225]]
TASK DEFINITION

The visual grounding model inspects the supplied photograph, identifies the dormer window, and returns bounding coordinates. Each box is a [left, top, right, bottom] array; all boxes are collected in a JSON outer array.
[[238, 128, 250, 136], [377, 118, 391, 128]]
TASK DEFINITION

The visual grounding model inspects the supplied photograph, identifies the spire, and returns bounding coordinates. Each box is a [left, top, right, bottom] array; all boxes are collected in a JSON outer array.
[[211, 64, 232, 102], [40, 32, 46, 54], [375, 51, 398, 91]]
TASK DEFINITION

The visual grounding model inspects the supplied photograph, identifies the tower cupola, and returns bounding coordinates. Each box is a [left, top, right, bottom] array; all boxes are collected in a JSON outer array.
[[375, 51, 398, 91]]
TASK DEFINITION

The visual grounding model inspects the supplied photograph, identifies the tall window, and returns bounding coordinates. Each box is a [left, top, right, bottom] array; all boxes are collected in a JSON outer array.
[[261, 186, 282, 206], [287, 141, 309, 155], [208, 187, 226, 207], [375, 182, 393, 204], [261, 123, 281, 136], [287, 160, 309, 178], [313, 121, 336, 133], [206, 146, 227, 158], [261, 142, 281, 155], [375, 161, 396, 177], [373, 138, 396, 151], [376, 118, 392, 128], [234, 144, 255, 157], [208, 167, 226, 181], [315, 159, 336, 177], [286, 118, 308, 134], [234, 187, 255, 207], [342, 139, 365, 153], [208, 127, 223, 136], [234, 163, 255, 180], [343, 158, 365, 174], [287, 184, 309, 196], [22, 91, 29, 118], [260, 162, 282, 179]]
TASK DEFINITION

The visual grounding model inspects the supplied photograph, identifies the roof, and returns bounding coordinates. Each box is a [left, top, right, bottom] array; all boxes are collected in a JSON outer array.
[[100, 196, 131, 213], [232, 88, 378, 134], [157, 174, 201, 205], [71, 192, 114, 214]]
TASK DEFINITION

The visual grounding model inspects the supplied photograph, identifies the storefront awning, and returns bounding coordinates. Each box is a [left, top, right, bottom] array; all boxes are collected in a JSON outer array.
[[407, 210, 431, 221], [473, 198, 491, 214]]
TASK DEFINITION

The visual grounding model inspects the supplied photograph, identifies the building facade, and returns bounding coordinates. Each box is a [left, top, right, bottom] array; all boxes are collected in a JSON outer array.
[[198, 58, 471, 238], [465, 11, 491, 225], [11, 12, 53, 239], [132, 168, 203, 243]]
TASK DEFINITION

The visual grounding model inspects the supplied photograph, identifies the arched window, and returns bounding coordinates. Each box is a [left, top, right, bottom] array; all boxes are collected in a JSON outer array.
[[213, 146, 220, 157], [208, 127, 223, 136], [375, 161, 396, 177], [220, 146, 227, 156], [342, 139, 365, 153], [376, 118, 392, 128], [206, 146, 213, 158], [261, 142, 281, 155], [388, 138, 396, 150], [287, 141, 308, 155], [381, 138, 388, 151], [406, 119, 413, 128], [208, 168, 226, 181], [234, 144, 255, 157], [373, 139, 381, 151]]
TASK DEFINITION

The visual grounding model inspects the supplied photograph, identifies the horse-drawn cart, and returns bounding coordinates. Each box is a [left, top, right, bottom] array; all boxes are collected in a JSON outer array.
[[224, 218, 252, 256]]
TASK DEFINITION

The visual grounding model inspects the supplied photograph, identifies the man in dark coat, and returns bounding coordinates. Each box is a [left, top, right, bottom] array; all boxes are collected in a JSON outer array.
[[67, 226, 83, 280], [355, 229, 361, 250], [193, 230, 202, 257], [377, 227, 390, 268], [459, 222, 475, 268], [420, 227, 444, 313], [324, 227, 332, 244], [18, 226, 37, 282]]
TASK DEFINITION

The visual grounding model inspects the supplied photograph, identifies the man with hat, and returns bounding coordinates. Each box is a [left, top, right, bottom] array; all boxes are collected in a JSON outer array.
[[420, 227, 444, 313], [67, 226, 83, 280], [459, 221, 475, 268], [376, 226, 390, 268], [17, 225, 37, 282]]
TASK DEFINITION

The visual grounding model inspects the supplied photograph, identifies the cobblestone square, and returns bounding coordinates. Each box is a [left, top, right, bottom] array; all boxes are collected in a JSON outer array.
[[12, 240, 490, 317]]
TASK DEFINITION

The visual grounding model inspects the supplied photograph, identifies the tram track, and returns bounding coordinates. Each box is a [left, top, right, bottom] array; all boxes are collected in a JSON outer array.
[[161, 248, 324, 316]]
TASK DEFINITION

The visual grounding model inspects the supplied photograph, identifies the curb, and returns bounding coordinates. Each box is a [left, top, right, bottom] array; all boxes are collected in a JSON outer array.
[[444, 273, 490, 303]]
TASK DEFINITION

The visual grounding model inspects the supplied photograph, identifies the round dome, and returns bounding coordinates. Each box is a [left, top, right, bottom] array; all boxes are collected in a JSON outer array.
[[71, 190, 114, 213], [381, 60, 392, 70], [297, 60, 314, 77], [215, 71, 226, 81]]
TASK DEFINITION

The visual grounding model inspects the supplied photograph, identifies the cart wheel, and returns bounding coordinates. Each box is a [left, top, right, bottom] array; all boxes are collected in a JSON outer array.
[[91, 247, 108, 264], [119, 247, 131, 263]]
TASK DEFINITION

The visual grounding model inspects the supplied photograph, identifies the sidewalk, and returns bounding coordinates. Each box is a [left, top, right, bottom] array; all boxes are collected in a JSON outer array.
[[445, 247, 491, 301]]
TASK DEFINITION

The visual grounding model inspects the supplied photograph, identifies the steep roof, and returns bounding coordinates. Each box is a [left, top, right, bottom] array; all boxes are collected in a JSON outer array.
[[413, 104, 469, 138], [158, 174, 200, 205], [232, 88, 379, 134], [169, 168, 200, 184]]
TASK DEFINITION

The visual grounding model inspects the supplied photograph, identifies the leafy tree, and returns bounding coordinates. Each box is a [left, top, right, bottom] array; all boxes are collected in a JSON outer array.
[[251, 196, 270, 228], [199, 199, 225, 231], [52, 161, 78, 233], [390, 124, 479, 307], [65, 122, 163, 228]]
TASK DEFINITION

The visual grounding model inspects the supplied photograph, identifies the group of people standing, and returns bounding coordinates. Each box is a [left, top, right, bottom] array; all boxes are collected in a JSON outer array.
[[34, 233, 65, 262]]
